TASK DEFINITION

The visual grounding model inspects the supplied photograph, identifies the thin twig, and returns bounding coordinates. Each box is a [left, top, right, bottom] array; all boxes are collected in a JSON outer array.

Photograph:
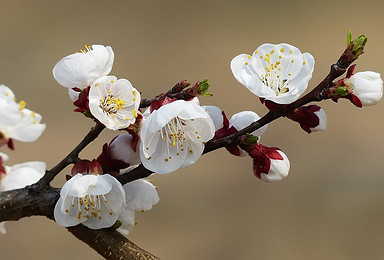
[[36, 122, 105, 187]]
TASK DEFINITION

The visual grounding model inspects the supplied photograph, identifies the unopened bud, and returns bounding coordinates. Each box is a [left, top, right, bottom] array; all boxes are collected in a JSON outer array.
[[240, 142, 290, 183], [339, 30, 368, 66], [170, 80, 190, 94], [287, 105, 327, 134], [348, 71, 383, 106], [196, 79, 212, 97]]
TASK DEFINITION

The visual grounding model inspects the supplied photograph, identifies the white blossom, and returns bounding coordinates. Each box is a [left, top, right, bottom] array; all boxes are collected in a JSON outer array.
[[54, 173, 126, 229], [231, 43, 314, 104], [88, 76, 141, 130], [140, 100, 215, 174], [53, 44, 114, 89]]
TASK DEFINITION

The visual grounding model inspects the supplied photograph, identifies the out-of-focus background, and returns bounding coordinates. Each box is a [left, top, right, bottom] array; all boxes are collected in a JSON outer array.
[[1, 0, 384, 259]]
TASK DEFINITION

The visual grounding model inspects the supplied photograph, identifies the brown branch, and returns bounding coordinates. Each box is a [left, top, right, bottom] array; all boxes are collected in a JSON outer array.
[[68, 225, 160, 260], [204, 59, 352, 154], [0, 185, 59, 221], [0, 184, 160, 259], [36, 122, 105, 187], [117, 164, 153, 185]]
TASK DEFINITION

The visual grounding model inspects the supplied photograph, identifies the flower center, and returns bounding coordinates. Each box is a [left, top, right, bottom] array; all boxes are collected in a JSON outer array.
[[261, 54, 290, 96], [100, 93, 126, 116], [161, 117, 187, 160], [65, 194, 113, 220]]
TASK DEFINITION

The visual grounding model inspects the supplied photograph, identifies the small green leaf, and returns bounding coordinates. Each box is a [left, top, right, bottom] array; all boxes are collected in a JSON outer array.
[[347, 30, 352, 45]]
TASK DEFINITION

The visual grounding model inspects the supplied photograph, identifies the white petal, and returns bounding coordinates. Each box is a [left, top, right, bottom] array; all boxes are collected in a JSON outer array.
[[117, 208, 135, 235], [0, 161, 46, 191], [202, 105, 223, 131], [350, 71, 383, 106], [0, 85, 15, 100], [8, 109, 46, 142], [53, 45, 114, 89], [147, 101, 186, 132], [88, 45, 114, 77], [53, 53, 96, 88], [140, 137, 188, 174], [310, 109, 327, 132], [230, 53, 253, 86], [0, 99, 21, 128], [68, 88, 80, 102], [110, 134, 141, 166], [82, 207, 119, 229], [0, 222, 6, 234], [229, 111, 267, 137], [123, 179, 159, 211], [54, 197, 83, 227]]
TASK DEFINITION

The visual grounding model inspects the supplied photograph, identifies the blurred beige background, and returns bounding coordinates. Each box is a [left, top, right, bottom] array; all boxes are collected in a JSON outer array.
[[1, 0, 384, 259]]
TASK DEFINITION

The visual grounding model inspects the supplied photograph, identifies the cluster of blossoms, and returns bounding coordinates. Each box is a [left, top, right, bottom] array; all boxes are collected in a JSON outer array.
[[50, 45, 217, 231], [1, 36, 382, 236], [229, 41, 382, 178], [0, 85, 46, 233]]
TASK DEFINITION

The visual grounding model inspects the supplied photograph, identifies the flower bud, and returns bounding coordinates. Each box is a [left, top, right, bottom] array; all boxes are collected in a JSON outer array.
[[348, 71, 383, 106], [70, 160, 103, 177], [229, 111, 268, 137], [339, 31, 367, 66], [196, 79, 212, 97], [215, 111, 267, 157], [287, 105, 327, 133], [97, 133, 141, 175], [240, 136, 290, 182], [186, 80, 212, 98], [109, 134, 141, 166]]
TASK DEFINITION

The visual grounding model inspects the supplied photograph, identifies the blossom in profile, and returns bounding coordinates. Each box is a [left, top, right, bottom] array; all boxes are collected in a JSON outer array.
[[0, 85, 46, 148], [0, 154, 46, 192], [54, 173, 126, 229], [53, 44, 114, 90], [117, 179, 159, 235], [231, 43, 315, 104], [88, 76, 141, 130], [140, 100, 215, 174]]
